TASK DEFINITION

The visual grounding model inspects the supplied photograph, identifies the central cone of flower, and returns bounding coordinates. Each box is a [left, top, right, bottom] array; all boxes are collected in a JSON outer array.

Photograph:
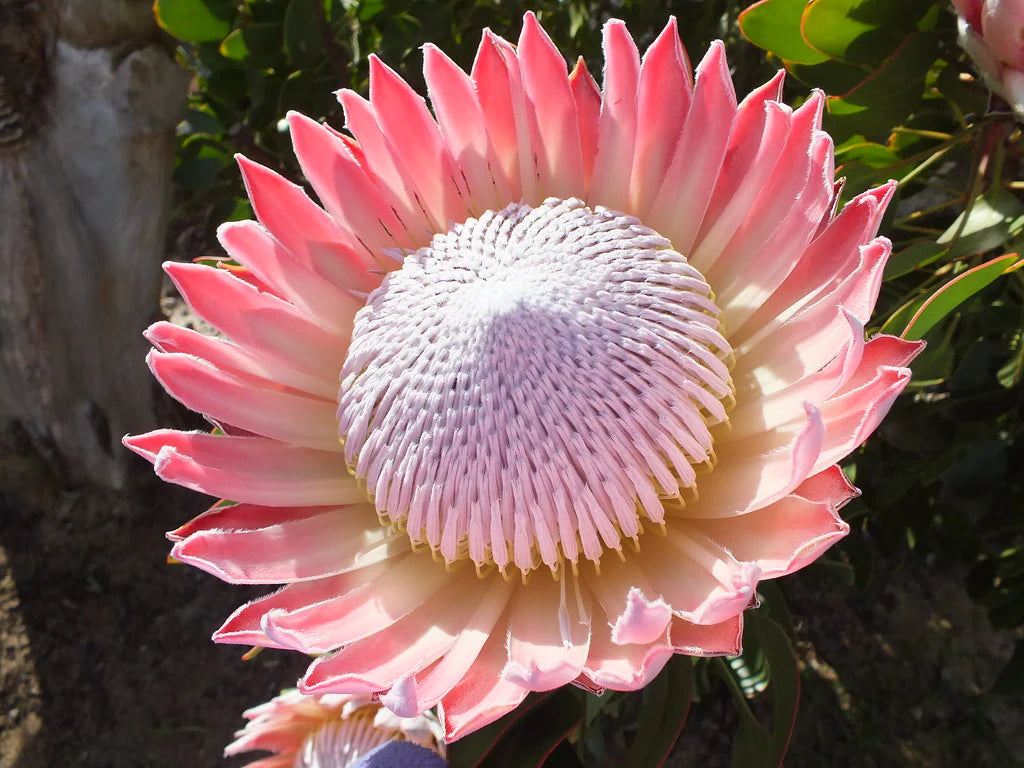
[[339, 198, 735, 575]]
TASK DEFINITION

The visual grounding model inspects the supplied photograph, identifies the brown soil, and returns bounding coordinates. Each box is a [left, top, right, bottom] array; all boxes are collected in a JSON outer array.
[[0, 426, 308, 768], [1, 419, 1021, 767]]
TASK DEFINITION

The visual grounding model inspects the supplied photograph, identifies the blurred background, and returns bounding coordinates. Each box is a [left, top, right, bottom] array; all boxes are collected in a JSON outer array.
[[1, 0, 1023, 765]]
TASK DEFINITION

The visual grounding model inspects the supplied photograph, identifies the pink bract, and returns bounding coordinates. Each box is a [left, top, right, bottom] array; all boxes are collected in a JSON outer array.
[[126, 14, 922, 742], [954, 0, 1024, 118], [226, 690, 445, 767]]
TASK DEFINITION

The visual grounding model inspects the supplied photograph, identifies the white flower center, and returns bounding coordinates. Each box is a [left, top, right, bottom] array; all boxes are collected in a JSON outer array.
[[338, 198, 734, 577]]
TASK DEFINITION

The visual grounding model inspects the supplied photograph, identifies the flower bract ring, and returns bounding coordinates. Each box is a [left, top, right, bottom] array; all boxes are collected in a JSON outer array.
[[126, 13, 923, 742]]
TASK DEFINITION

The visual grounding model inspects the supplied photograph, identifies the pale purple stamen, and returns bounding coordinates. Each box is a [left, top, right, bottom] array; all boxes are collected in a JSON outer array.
[[338, 198, 734, 575]]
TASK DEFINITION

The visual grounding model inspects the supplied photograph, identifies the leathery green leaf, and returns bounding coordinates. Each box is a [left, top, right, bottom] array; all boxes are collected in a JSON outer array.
[[739, 0, 829, 64], [902, 254, 1024, 341]]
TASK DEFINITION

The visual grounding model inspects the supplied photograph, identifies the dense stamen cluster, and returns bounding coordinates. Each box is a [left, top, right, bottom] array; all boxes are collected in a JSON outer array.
[[338, 198, 735, 576]]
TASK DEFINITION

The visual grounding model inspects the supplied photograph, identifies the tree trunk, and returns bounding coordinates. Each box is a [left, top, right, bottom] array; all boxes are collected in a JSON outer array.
[[0, 0, 189, 488]]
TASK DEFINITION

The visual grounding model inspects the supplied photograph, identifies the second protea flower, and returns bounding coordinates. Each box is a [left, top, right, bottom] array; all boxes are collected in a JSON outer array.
[[954, 0, 1024, 117], [126, 14, 922, 741], [227, 691, 445, 767]]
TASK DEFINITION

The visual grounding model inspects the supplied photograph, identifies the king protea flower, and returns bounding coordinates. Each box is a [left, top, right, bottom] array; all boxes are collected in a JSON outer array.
[[954, 0, 1024, 117], [226, 690, 445, 767], [126, 14, 922, 741]]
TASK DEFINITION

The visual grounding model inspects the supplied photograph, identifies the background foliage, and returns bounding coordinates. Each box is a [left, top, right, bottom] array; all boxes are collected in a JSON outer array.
[[155, 0, 1024, 764]]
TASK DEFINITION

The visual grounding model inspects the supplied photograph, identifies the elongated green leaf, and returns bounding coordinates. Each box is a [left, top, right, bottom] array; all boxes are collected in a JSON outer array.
[[622, 656, 695, 768], [884, 241, 947, 281], [448, 690, 583, 768], [739, 0, 828, 64], [482, 689, 584, 768], [801, 0, 933, 64], [723, 613, 800, 768], [154, 0, 232, 42], [902, 254, 1023, 341], [447, 693, 550, 768], [937, 189, 1024, 259]]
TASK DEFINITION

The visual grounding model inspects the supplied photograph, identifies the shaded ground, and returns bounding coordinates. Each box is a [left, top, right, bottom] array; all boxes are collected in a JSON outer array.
[[0, 426, 308, 768], [1, 419, 1021, 766], [671, 559, 1023, 767]]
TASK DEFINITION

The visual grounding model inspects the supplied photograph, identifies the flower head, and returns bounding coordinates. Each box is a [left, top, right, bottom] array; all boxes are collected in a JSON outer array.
[[126, 14, 922, 741], [954, 0, 1024, 117], [226, 690, 445, 767]]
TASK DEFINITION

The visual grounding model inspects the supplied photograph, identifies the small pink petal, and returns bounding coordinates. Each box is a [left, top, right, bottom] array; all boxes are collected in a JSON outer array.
[[438, 630, 529, 741], [123, 430, 360, 507], [671, 614, 743, 656], [147, 350, 340, 452], [423, 43, 500, 210], [368, 55, 468, 229], [609, 587, 673, 646], [689, 88, 789, 276], [212, 565, 389, 648], [287, 111, 413, 254], [580, 614, 674, 691], [589, 19, 641, 210], [735, 182, 895, 342], [171, 504, 395, 584], [568, 57, 601, 189], [236, 156, 381, 294], [217, 220, 360, 337], [693, 493, 850, 579], [144, 321, 336, 400], [471, 32, 524, 202], [648, 41, 738, 254], [337, 89, 435, 240], [262, 553, 454, 653], [689, 404, 826, 518], [502, 573, 591, 690], [298, 572, 492, 695], [393, 575, 514, 713], [812, 362, 917, 472], [629, 17, 691, 214], [518, 12, 584, 199], [164, 261, 347, 379]]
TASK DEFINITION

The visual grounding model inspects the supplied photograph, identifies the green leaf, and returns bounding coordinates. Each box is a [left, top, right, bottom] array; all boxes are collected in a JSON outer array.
[[801, 0, 934, 64], [991, 640, 1024, 694], [178, 107, 224, 136], [937, 189, 1024, 259], [448, 690, 583, 768], [720, 613, 801, 768], [220, 23, 285, 66], [285, 0, 325, 67], [936, 61, 989, 119], [175, 135, 230, 189], [218, 29, 249, 61], [786, 58, 871, 94], [901, 254, 1023, 341], [480, 689, 584, 768], [884, 241, 947, 281], [154, 0, 232, 43], [825, 32, 938, 140], [835, 139, 900, 168], [622, 657, 695, 767], [739, 0, 828, 65]]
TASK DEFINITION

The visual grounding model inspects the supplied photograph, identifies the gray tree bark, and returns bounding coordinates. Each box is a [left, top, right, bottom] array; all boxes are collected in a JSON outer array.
[[0, 0, 189, 488]]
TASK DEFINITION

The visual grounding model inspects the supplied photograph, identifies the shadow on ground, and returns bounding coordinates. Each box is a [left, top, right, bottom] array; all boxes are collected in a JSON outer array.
[[0, 426, 307, 768]]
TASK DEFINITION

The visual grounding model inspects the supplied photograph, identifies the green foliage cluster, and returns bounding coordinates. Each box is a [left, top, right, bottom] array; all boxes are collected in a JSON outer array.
[[156, 0, 1024, 764]]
